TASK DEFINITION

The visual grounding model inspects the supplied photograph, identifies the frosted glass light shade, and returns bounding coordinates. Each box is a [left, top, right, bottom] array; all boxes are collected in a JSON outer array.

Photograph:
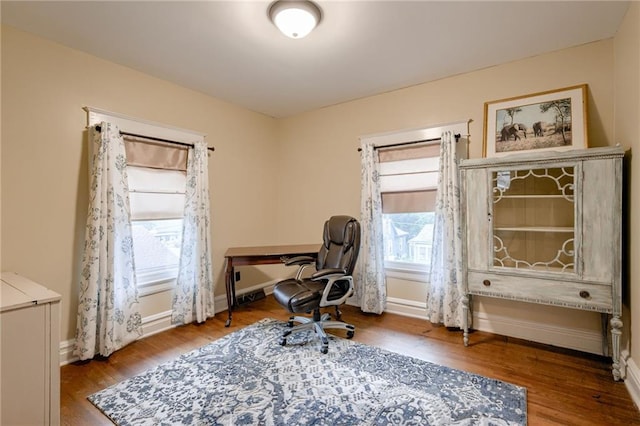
[[269, 1, 322, 39]]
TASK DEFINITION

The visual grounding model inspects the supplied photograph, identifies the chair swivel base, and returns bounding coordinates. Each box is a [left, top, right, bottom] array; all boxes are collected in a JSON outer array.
[[279, 313, 355, 354]]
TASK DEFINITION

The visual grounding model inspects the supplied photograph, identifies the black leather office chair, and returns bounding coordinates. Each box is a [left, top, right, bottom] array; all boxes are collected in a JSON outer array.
[[273, 215, 361, 354]]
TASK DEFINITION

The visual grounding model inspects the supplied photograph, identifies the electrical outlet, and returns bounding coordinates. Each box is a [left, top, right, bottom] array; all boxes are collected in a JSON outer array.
[[235, 271, 241, 282]]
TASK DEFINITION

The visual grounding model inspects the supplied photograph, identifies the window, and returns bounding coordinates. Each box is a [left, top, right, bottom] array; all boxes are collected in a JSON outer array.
[[379, 143, 439, 273], [125, 138, 188, 294], [85, 106, 206, 296], [360, 121, 467, 284]]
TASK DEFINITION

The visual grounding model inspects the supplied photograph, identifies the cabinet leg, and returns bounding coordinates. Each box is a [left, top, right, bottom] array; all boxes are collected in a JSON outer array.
[[462, 294, 470, 347], [611, 315, 623, 381]]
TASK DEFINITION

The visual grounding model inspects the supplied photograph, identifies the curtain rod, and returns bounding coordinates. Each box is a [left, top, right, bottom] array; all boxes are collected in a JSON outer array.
[[95, 125, 215, 152], [357, 134, 460, 152]]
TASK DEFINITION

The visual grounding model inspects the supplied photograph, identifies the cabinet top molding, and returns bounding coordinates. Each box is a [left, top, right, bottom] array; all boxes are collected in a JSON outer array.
[[460, 146, 624, 169]]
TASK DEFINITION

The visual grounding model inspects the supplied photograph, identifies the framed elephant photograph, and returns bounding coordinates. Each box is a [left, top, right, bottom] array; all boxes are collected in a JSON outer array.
[[483, 84, 588, 157]]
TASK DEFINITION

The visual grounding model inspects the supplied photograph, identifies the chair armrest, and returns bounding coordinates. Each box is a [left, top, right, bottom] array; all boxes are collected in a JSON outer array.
[[282, 255, 316, 280], [282, 255, 315, 267], [311, 268, 346, 280], [317, 274, 354, 308]]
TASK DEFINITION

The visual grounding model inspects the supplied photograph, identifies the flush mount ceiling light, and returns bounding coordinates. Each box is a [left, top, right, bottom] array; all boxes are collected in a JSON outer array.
[[268, 0, 322, 39]]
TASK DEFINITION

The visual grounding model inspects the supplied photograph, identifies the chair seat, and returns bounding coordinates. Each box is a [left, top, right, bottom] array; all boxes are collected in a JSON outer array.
[[273, 279, 320, 313], [273, 279, 349, 313]]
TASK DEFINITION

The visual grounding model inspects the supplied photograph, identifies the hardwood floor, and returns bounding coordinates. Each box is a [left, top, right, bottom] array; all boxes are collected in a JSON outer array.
[[61, 296, 640, 425]]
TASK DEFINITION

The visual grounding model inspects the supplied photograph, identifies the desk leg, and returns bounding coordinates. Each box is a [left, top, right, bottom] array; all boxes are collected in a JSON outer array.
[[225, 259, 235, 327]]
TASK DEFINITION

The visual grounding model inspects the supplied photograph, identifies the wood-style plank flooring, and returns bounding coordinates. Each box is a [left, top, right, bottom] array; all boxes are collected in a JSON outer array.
[[61, 296, 640, 425]]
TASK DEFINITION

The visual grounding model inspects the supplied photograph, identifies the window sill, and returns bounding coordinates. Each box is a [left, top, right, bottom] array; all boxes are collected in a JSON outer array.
[[137, 278, 176, 297], [385, 267, 429, 283]]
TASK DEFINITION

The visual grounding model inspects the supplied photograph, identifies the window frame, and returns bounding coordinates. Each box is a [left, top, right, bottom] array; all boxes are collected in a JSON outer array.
[[85, 106, 205, 295], [360, 120, 469, 278]]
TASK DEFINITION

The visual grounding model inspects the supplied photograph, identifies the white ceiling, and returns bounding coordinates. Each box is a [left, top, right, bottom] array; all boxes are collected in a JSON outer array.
[[1, 1, 630, 118]]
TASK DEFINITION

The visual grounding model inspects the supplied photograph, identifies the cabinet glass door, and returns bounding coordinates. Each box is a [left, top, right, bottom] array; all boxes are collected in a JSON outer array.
[[491, 167, 575, 273]]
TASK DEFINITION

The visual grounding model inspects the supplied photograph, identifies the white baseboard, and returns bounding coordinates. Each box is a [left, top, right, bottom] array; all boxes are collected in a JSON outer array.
[[383, 297, 604, 355], [60, 309, 178, 366], [385, 297, 431, 319], [61, 280, 283, 365], [59, 339, 76, 366], [472, 311, 603, 355], [141, 310, 175, 338], [623, 351, 640, 408]]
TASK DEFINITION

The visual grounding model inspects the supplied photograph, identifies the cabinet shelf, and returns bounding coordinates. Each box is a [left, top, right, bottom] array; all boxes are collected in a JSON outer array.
[[494, 195, 571, 200], [493, 264, 569, 273], [494, 226, 574, 233]]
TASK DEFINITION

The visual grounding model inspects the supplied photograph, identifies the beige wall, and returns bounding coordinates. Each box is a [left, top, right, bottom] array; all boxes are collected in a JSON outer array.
[[275, 40, 615, 239], [614, 2, 640, 362], [275, 39, 616, 346], [1, 25, 279, 342]]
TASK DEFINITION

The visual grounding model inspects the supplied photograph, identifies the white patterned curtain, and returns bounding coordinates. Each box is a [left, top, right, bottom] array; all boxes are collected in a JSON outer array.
[[425, 131, 464, 327], [74, 122, 142, 360], [356, 142, 387, 314], [172, 140, 215, 324]]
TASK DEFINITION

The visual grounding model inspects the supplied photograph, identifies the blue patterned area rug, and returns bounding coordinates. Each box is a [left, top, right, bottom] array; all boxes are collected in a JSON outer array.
[[89, 318, 526, 425]]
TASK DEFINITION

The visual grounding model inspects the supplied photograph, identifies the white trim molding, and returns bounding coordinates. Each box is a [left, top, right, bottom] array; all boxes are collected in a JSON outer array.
[[359, 120, 471, 166], [60, 279, 283, 365], [360, 120, 470, 147], [472, 311, 603, 355], [356, 296, 604, 355], [384, 297, 430, 319], [141, 310, 175, 338], [60, 309, 177, 365], [84, 106, 206, 143], [385, 269, 429, 283], [623, 351, 640, 407], [59, 340, 76, 366]]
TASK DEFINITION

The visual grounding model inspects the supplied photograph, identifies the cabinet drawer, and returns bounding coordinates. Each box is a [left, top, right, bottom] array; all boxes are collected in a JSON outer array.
[[467, 271, 612, 312]]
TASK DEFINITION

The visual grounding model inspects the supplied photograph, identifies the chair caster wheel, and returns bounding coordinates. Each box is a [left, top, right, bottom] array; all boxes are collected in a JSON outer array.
[[287, 319, 294, 328], [346, 330, 355, 339], [279, 338, 287, 346], [320, 337, 329, 354]]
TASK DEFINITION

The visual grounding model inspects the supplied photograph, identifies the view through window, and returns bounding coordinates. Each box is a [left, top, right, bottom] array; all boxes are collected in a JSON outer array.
[[131, 219, 183, 284], [383, 212, 435, 270]]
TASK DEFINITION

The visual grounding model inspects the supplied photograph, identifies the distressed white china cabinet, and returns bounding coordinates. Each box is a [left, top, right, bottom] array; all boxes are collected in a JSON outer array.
[[459, 146, 624, 380]]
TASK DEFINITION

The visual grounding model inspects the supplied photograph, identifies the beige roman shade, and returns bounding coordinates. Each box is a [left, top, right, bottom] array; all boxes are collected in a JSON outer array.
[[124, 135, 188, 171], [124, 135, 187, 221], [378, 142, 440, 213]]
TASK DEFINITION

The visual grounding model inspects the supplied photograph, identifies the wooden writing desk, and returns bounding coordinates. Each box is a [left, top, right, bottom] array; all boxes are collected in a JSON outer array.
[[224, 244, 319, 327]]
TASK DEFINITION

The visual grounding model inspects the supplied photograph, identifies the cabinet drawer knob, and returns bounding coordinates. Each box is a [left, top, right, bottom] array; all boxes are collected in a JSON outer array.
[[579, 290, 590, 299], [483, 279, 491, 287]]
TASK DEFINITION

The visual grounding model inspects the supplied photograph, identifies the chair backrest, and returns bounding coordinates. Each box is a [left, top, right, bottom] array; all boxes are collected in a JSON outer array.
[[316, 215, 361, 274]]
